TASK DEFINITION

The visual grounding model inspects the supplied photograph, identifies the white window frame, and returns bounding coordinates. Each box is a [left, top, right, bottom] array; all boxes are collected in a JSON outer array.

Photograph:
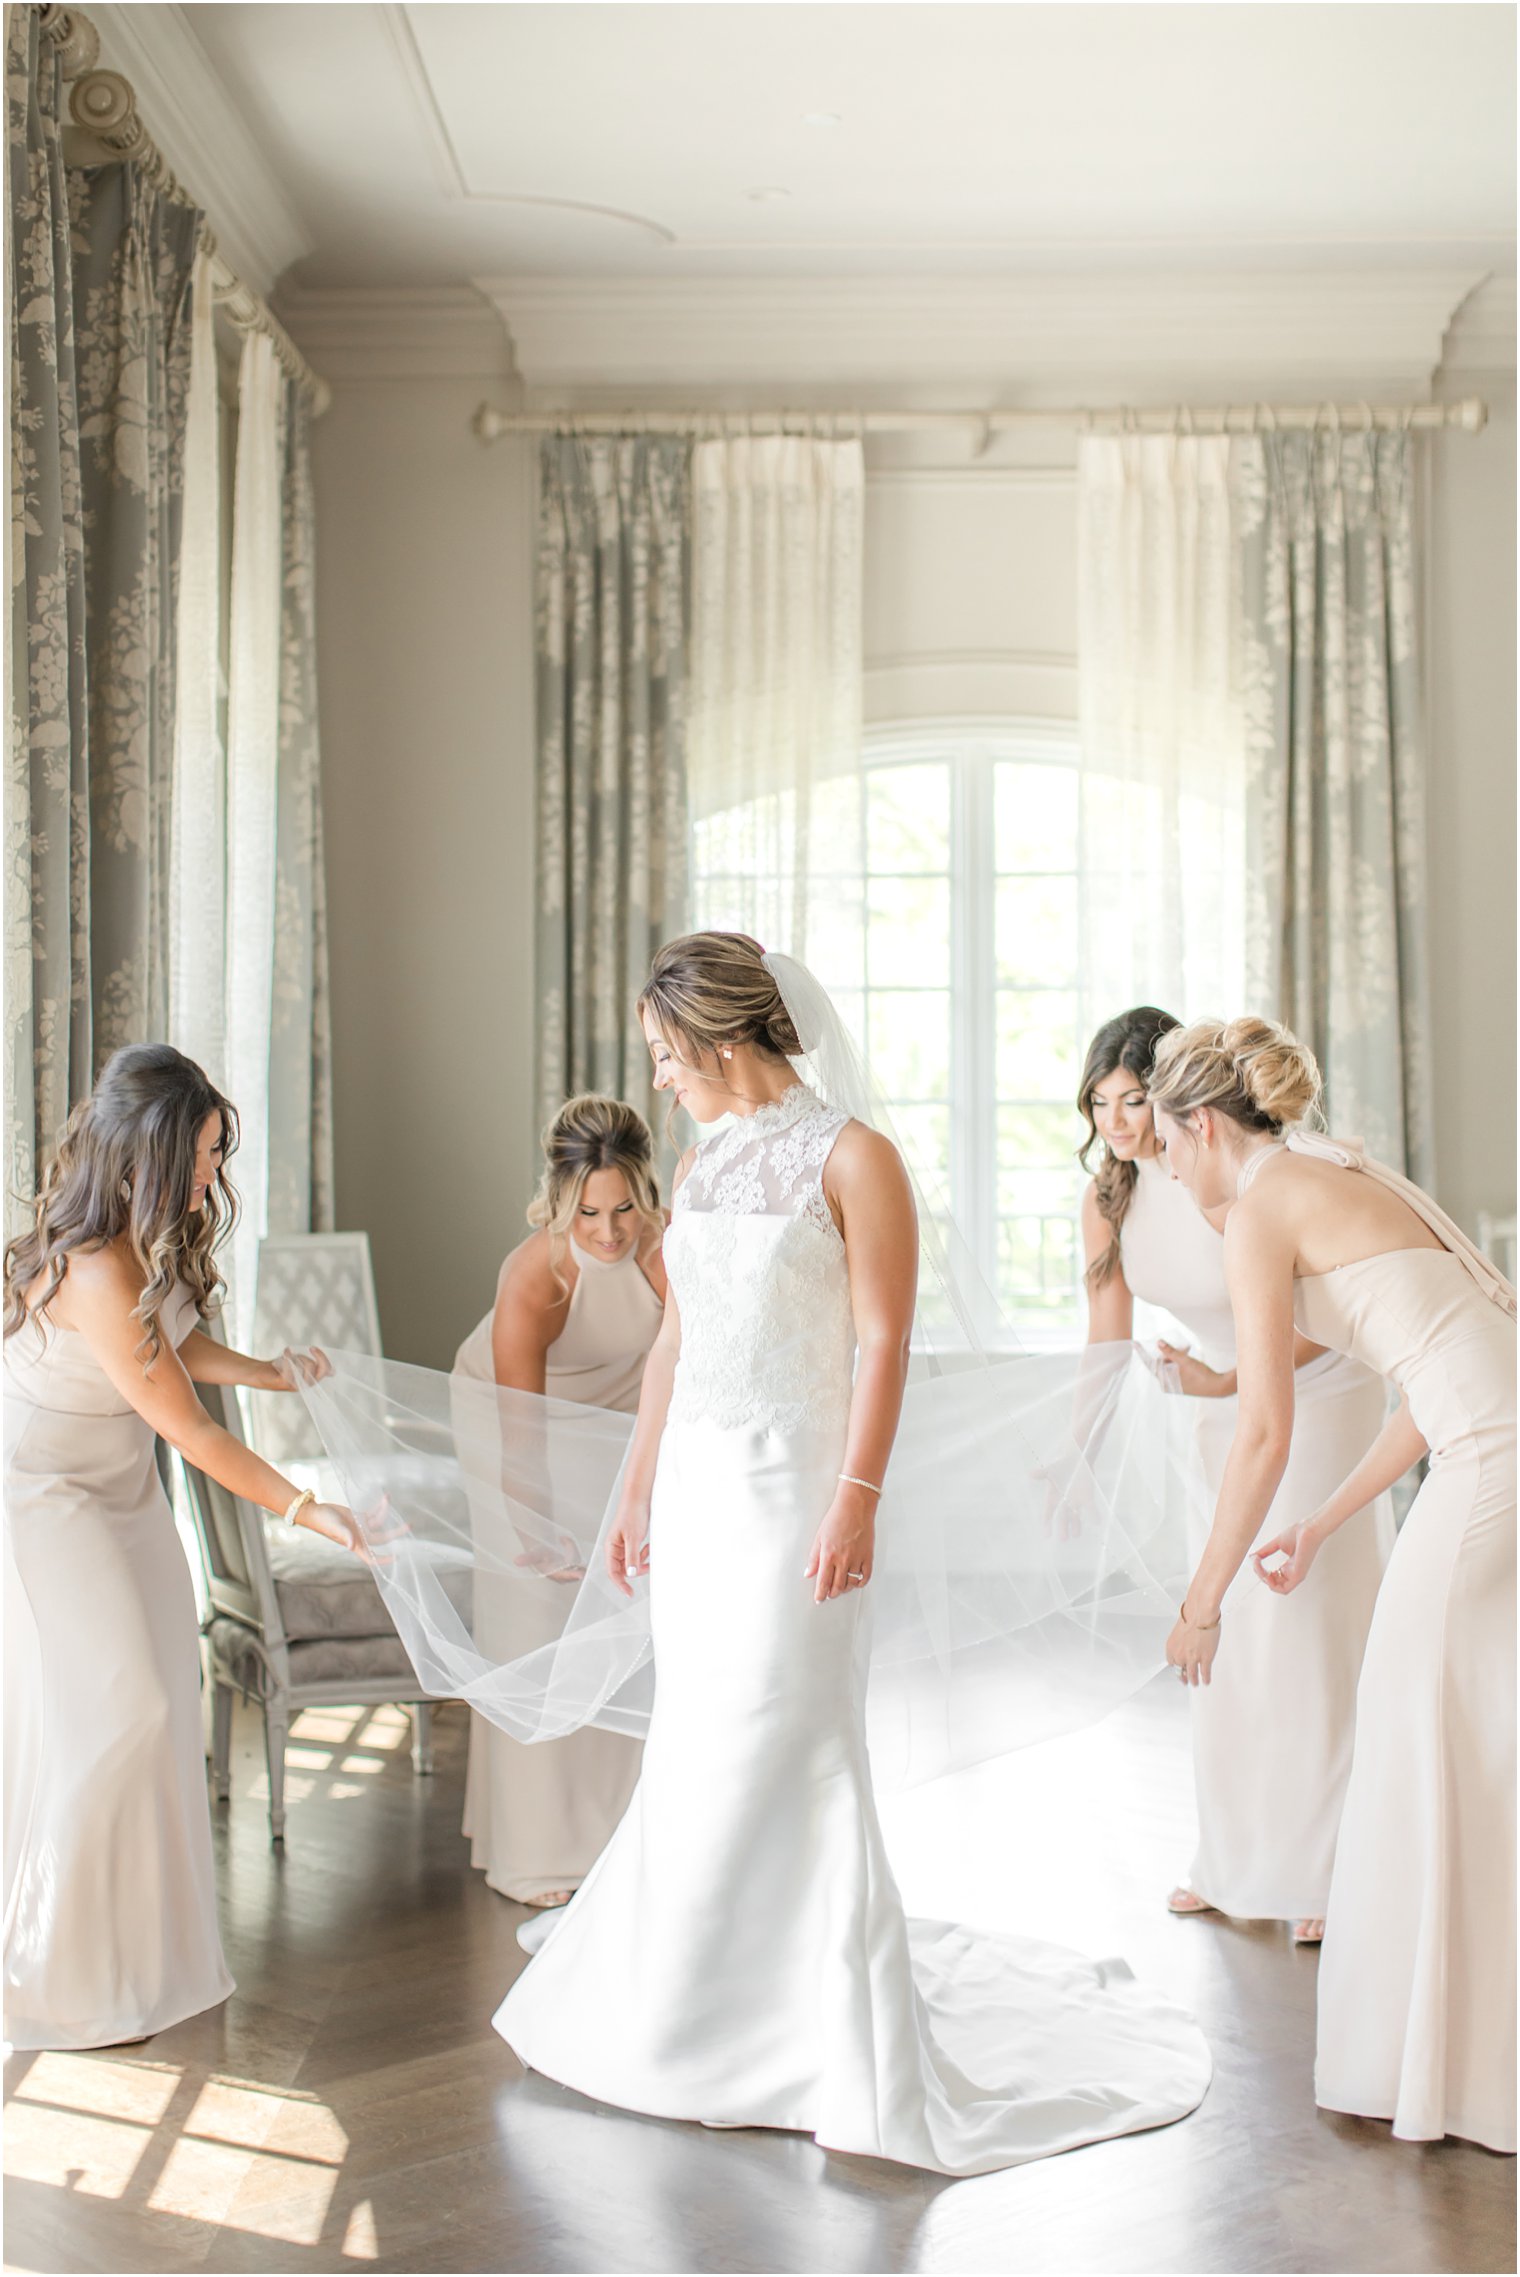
[[865, 717, 1083, 1339]]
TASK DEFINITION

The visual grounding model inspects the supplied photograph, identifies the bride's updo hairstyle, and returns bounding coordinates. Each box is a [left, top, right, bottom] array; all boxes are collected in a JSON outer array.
[[527, 1095, 662, 1284], [637, 932, 803, 1074], [1148, 1015, 1322, 1139], [3, 1043, 237, 1369]]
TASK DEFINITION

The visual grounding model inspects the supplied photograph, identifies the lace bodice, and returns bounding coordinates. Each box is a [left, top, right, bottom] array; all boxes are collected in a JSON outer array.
[[664, 1085, 856, 1436]]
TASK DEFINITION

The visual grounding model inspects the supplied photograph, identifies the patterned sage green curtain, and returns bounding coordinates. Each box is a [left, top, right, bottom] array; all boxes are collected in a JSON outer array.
[[73, 164, 200, 1058], [536, 435, 690, 1144], [1236, 433, 1433, 1182], [266, 383, 335, 1238], [5, 5, 88, 1234], [5, 13, 199, 1231]]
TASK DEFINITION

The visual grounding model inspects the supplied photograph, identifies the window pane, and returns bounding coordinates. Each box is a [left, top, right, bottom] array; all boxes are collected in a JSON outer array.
[[996, 990, 1080, 1100], [868, 991, 950, 1101], [868, 762, 950, 874], [997, 1212, 1078, 1313], [868, 877, 950, 989], [806, 886, 867, 996], [888, 1103, 951, 1195], [996, 1165, 1079, 1222], [995, 761, 1078, 872], [997, 1103, 1084, 1170], [995, 876, 1078, 989]]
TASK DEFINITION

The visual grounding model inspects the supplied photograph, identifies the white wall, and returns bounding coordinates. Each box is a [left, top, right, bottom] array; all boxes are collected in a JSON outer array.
[[1426, 376, 1517, 1232], [311, 380, 536, 1366]]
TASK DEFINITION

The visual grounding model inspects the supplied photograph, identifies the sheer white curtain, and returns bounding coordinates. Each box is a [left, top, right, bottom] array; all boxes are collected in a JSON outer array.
[[224, 332, 284, 1339], [687, 435, 866, 1011], [168, 246, 226, 1085], [1076, 436, 1246, 1034]]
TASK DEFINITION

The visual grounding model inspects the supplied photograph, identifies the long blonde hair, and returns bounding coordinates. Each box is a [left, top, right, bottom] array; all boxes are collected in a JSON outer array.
[[4, 1044, 237, 1370], [528, 1094, 663, 1291], [1148, 1015, 1322, 1135]]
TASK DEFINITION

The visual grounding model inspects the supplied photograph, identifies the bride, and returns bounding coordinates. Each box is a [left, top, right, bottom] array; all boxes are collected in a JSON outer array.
[[490, 931, 1210, 2175]]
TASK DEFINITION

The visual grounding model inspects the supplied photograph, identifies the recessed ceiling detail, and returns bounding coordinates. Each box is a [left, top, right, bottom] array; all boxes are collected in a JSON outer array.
[[171, 4, 1515, 300]]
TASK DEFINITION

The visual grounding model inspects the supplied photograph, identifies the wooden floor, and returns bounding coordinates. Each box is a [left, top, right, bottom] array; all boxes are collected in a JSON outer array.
[[4, 1684, 1513, 2276]]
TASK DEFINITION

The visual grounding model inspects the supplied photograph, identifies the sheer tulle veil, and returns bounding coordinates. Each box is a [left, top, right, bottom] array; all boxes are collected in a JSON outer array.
[[298, 951, 1203, 1789]]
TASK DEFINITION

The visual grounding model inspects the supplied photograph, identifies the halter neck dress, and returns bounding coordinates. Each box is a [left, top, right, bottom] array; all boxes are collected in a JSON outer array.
[[1118, 1155, 1393, 1920], [453, 1242, 663, 1902]]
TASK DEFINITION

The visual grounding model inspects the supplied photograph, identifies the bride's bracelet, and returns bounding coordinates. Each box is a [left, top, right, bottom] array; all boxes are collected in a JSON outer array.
[[1180, 1598, 1221, 1631], [282, 1488, 316, 1529], [839, 1472, 882, 1498]]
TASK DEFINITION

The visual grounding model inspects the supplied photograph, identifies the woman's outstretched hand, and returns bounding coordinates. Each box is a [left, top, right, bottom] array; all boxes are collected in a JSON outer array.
[[1252, 1522, 1320, 1595], [806, 1488, 876, 1604], [515, 1528, 587, 1585], [270, 1345, 334, 1392], [606, 1502, 650, 1597], [1153, 1341, 1232, 1398]]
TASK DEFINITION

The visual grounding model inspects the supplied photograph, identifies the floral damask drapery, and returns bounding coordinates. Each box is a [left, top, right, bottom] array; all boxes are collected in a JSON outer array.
[[535, 436, 690, 1143], [1077, 430, 1433, 1179], [6, 6, 334, 1260], [6, 6, 199, 1233], [6, 5, 87, 1233], [1237, 432, 1433, 1183]]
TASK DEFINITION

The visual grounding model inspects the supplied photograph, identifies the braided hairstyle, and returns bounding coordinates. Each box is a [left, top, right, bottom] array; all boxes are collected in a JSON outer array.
[[1077, 1007, 1181, 1291]]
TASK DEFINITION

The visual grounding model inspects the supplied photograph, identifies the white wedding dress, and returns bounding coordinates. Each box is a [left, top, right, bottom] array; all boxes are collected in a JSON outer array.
[[494, 1086, 1211, 2175]]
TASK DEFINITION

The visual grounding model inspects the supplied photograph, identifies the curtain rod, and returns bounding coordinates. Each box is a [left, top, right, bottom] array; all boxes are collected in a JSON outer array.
[[40, 5, 330, 415], [474, 398, 1487, 447]]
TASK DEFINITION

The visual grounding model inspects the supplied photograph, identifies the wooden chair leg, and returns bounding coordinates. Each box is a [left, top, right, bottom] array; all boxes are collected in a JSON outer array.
[[264, 1701, 290, 1844], [211, 1678, 234, 1802], [410, 1701, 435, 1776]]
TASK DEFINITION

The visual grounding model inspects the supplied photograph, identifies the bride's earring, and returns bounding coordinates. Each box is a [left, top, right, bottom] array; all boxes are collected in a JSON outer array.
[[721, 1047, 733, 1060]]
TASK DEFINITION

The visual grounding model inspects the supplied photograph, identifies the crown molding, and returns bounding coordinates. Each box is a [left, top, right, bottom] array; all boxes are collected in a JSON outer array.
[[1439, 272, 1518, 377], [272, 286, 517, 384], [476, 269, 1488, 397], [86, 4, 312, 295]]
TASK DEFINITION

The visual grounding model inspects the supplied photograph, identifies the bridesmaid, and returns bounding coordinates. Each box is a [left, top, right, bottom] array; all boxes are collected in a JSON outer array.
[[454, 1095, 666, 1908], [4, 1045, 361, 2051], [1151, 1016, 1515, 2154], [1079, 1008, 1393, 1943]]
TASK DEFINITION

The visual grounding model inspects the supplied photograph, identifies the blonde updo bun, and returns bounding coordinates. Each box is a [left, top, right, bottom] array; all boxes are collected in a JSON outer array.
[[526, 1094, 663, 1290], [1149, 1014, 1322, 1136]]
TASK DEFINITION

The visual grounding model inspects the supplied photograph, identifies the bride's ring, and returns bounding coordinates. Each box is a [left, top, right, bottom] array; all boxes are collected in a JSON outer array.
[[847, 1570, 865, 1582]]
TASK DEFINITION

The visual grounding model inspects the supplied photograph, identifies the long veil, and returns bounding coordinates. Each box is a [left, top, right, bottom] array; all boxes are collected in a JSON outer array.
[[298, 953, 1207, 1789]]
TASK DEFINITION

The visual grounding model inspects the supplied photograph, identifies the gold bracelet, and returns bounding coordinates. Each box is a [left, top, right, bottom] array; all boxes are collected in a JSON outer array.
[[282, 1488, 316, 1529], [838, 1472, 882, 1497], [1180, 1598, 1221, 1631]]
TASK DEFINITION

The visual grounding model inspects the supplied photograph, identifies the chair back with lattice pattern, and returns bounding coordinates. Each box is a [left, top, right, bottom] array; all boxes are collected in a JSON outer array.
[[248, 1233, 384, 1461]]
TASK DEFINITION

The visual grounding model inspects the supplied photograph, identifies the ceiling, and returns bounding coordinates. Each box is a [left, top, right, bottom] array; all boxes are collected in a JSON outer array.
[[174, 1, 1515, 290]]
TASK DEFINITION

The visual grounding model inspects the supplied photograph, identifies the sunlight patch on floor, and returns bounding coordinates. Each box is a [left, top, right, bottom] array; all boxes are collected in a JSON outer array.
[[342, 2196, 380, 2259]]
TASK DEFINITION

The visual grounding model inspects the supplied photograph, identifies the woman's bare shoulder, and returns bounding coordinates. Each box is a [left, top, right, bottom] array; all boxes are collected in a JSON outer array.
[[496, 1229, 570, 1310]]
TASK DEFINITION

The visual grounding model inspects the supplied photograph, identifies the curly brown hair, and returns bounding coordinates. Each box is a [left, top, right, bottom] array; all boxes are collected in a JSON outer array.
[[1077, 1007, 1181, 1291], [4, 1044, 238, 1370]]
